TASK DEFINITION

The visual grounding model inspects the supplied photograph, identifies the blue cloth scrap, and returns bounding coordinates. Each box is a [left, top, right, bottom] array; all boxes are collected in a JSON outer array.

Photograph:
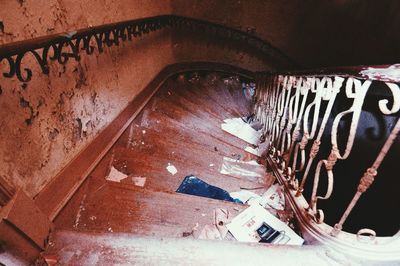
[[176, 175, 242, 203]]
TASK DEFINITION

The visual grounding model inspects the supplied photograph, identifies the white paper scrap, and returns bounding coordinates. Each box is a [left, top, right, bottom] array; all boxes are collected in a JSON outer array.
[[230, 190, 260, 204], [166, 163, 178, 175], [106, 166, 128, 182], [132, 176, 146, 187], [259, 184, 285, 210], [226, 204, 303, 245], [221, 118, 261, 145]]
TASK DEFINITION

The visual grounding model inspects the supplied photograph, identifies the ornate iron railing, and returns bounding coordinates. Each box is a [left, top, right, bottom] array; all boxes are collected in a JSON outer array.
[[0, 15, 297, 84], [254, 65, 400, 258]]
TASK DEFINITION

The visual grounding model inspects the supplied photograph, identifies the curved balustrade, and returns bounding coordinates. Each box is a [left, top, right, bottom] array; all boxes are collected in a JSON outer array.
[[254, 68, 400, 257]]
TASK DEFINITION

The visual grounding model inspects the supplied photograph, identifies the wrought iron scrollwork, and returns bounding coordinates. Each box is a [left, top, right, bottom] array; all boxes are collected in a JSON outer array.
[[0, 15, 298, 84], [255, 70, 400, 236]]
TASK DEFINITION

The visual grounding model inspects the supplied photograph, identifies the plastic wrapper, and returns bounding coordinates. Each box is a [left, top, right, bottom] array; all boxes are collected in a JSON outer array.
[[220, 157, 265, 183]]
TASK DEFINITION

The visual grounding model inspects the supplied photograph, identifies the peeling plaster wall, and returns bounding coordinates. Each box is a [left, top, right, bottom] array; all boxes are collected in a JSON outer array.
[[0, 1, 174, 197]]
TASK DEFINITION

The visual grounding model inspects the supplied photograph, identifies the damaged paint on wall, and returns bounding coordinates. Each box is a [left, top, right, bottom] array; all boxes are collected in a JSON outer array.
[[0, 0, 281, 198]]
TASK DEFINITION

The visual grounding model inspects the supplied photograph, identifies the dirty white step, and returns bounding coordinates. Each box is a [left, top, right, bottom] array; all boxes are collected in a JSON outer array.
[[43, 230, 348, 266]]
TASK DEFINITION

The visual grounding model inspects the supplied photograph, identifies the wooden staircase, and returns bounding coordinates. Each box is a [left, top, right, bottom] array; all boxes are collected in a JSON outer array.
[[42, 72, 282, 264]]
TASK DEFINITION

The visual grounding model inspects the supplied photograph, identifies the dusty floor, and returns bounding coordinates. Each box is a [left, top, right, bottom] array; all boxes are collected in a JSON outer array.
[[52, 73, 276, 242]]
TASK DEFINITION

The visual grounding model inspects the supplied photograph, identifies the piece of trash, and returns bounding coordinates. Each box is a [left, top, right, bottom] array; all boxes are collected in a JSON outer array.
[[230, 184, 285, 211], [198, 225, 222, 240], [193, 222, 199, 231], [244, 141, 268, 157], [142, 130, 146, 134], [259, 184, 285, 211], [121, 176, 147, 187], [166, 163, 178, 175], [209, 163, 214, 167], [215, 208, 230, 237], [198, 208, 230, 240], [242, 82, 256, 100], [220, 156, 265, 183], [106, 166, 128, 182], [176, 175, 241, 203], [89, 215, 97, 221], [231, 153, 241, 160], [182, 231, 193, 237], [41, 254, 60, 266], [108, 227, 113, 232], [221, 117, 261, 145], [230, 190, 260, 204], [226, 204, 303, 245], [201, 213, 206, 217]]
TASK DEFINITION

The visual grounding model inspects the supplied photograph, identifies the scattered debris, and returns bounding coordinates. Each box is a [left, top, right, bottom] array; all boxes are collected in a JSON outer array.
[[226, 204, 303, 245], [73, 194, 87, 228], [221, 118, 261, 145], [220, 156, 265, 183], [193, 223, 199, 231], [188, 72, 200, 83], [223, 76, 240, 86], [40, 254, 60, 266], [230, 190, 260, 204], [230, 153, 241, 160], [107, 227, 113, 232], [106, 166, 128, 182], [198, 208, 230, 240], [166, 163, 178, 175], [230, 184, 285, 211], [259, 184, 285, 211], [89, 216, 97, 221], [242, 82, 256, 100], [120, 176, 147, 187], [244, 141, 268, 157], [176, 175, 241, 203], [182, 231, 193, 237]]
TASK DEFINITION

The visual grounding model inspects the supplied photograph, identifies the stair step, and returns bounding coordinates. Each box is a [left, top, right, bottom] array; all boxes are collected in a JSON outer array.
[[166, 82, 239, 119], [59, 182, 247, 236], [111, 146, 267, 193], [116, 107, 250, 153], [44, 230, 329, 266]]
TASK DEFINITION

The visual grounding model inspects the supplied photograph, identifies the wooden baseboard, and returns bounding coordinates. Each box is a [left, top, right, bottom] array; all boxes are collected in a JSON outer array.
[[33, 62, 255, 221]]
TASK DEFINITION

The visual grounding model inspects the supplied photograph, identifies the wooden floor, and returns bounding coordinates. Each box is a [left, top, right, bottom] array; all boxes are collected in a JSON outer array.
[[48, 73, 276, 263]]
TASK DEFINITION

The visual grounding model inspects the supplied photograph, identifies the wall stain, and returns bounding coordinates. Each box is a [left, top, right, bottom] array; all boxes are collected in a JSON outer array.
[[19, 97, 36, 125]]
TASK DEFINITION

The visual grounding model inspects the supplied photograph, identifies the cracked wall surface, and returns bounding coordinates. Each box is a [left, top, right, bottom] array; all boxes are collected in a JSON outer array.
[[0, 1, 175, 197]]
